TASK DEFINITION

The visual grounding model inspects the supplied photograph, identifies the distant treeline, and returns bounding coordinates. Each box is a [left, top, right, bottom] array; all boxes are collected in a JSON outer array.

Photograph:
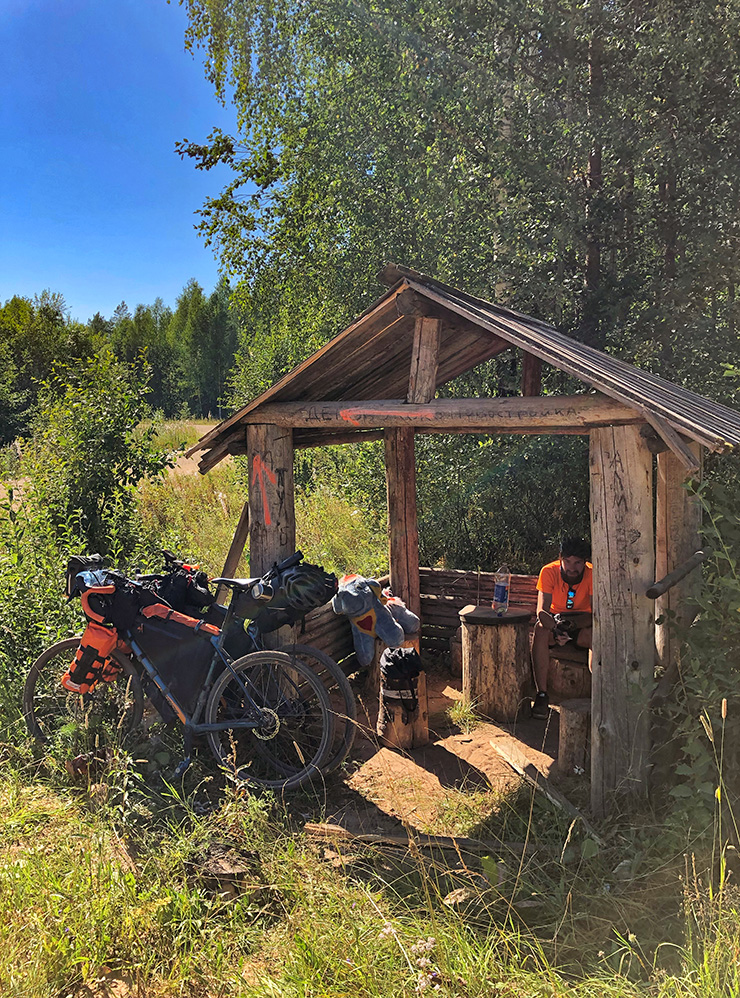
[[0, 278, 239, 444]]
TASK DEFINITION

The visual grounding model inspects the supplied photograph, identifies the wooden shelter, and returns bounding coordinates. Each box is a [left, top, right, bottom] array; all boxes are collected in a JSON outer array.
[[188, 264, 740, 815]]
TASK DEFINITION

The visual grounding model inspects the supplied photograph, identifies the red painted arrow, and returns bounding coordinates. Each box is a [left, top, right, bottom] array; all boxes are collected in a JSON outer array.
[[251, 453, 278, 526]]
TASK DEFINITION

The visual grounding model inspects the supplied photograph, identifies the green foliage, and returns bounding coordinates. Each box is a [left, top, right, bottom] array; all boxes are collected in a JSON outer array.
[[0, 495, 80, 717], [660, 463, 740, 831], [26, 351, 171, 554], [181, 0, 740, 397]]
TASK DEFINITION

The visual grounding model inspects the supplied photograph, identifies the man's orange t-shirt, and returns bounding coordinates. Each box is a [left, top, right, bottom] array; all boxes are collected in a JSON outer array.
[[536, 560, 593, 614]]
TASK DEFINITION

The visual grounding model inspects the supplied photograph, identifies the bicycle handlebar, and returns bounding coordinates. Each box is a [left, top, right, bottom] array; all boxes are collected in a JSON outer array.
[[263, 550, 303, 581]]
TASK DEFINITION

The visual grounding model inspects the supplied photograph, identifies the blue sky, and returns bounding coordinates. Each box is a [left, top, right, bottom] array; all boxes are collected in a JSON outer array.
[[0, 0, 237, 322]]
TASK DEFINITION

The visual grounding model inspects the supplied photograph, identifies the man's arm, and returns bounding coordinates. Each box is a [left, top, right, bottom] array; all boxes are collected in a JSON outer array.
[[537, 591, 552, 615]]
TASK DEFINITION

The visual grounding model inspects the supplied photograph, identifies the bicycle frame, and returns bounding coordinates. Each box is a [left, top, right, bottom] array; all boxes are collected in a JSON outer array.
[[125, 601, 288, 735]]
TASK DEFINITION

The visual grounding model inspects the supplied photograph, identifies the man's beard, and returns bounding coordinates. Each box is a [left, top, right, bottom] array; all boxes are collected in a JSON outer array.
[[561, 567, 585, 586]]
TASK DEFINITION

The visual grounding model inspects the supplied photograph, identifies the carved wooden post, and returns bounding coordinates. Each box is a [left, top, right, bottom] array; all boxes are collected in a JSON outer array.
[[381, 425, 428, 747], [246, 424, 296, 574], [655, 446, 702, 670], [589, 425, 655, 815]]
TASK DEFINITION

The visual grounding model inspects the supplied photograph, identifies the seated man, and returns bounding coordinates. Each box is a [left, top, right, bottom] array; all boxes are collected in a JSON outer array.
[[531, 536, 592, 719]]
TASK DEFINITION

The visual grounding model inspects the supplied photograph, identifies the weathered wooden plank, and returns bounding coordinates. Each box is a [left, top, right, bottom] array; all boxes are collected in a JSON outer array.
[[243, 395, 641, 431], [589, 425, 655, 816], [638, 407, 701, 474], [654, 445, 702, 675], [247, 424, 296, 578], [489, 736, 605, 845], [294, 429, 385, 449], [216, 502, 250, 605], [408, 316, 441, 404], [521, 352, 543, 396]]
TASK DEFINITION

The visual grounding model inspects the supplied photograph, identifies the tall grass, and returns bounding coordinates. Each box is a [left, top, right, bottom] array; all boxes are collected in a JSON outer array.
[[136, 463, 387, 578], [2, 750, 739, 998]]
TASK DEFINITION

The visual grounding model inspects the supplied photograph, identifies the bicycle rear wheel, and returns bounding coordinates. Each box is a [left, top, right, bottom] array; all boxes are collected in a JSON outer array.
[[283, 644, 357, 774], [204, 650, 332, 791], [23, 637, 144, 750]]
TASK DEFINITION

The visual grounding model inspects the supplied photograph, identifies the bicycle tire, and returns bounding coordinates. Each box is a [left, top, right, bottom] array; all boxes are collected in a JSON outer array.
[[23, 636, 144, 748], [204, 650, 333, 791], [283, 644, 357, 774]]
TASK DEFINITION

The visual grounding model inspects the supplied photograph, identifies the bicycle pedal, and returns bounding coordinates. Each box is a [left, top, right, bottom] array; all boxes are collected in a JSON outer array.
[[173, 756, 192, 779]]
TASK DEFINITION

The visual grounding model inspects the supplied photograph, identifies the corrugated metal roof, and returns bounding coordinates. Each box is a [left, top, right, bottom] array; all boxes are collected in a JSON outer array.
[[190, 267, 740, 467]]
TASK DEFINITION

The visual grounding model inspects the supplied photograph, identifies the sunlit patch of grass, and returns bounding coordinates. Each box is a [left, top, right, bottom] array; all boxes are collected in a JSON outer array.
[[136, 464, 246, 575], [446, 697, 481, 735], [420, 784, 501, 837]]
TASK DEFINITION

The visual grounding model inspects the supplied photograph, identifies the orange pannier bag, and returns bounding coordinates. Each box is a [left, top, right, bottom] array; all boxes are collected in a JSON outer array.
[[61, 620, 121, 695]]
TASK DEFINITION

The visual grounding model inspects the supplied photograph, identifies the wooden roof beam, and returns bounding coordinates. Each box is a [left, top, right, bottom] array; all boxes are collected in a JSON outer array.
[[637, 406, 702, 475], [240, 394, 642, 432]]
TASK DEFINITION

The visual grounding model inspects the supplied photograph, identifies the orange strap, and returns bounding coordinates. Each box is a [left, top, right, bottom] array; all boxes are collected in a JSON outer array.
[[80, 585, 116, 624], [140, 602, 220, 636]]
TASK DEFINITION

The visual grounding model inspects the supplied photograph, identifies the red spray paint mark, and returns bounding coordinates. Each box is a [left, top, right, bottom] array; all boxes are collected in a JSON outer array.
[[339, 406, 435, 426], [251, 454, 277, 526]]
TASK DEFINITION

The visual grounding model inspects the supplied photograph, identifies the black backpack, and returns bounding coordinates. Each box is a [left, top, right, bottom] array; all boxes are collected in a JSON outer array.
[[380, 646, 423, 716]]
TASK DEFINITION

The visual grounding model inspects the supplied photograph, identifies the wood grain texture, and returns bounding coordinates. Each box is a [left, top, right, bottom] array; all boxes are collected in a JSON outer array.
[[216, 502, 249, 605], [246, 424, 296, 576], [589, 425, 654, 815], [558, 699, 591, 776], [460, 607, 533, 721], [407, 316, 441, 403], [244, 395, 641, 431], [383, 427, 427, 746], [655, 446, 702, 669], [521, 352, 543, 396]]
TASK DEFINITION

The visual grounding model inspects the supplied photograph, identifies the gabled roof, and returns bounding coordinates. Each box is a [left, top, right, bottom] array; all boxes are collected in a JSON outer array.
[[190, 265, 740, 470]]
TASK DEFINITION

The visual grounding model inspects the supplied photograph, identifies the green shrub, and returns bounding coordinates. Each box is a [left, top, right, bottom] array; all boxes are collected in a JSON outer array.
[[26, 350, 171, 555]]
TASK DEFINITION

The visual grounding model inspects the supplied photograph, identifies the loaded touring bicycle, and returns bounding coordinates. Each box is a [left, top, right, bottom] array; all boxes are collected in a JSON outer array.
[[24, 551, 357, 790]]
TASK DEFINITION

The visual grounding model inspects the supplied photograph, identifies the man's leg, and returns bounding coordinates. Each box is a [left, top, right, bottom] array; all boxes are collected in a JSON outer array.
[[531, 620, 554, 718], [576, 626, 593, 673], [531, 620, 552, 692]]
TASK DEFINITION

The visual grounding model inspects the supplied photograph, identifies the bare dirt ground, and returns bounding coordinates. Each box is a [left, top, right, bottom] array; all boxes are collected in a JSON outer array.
[[315, 670, 560, 840]]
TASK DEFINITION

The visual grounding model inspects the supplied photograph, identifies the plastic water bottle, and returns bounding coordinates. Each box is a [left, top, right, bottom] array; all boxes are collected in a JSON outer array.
[[492, 565, 511, 616]]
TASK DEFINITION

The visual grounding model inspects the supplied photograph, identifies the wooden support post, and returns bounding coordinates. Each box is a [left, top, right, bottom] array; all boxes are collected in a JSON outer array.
[[385, 428, 421, 619], [247, 424, 296, 647], [521, 352, 543, 396], [382, 426, 427, 747], [655, 447, 702, 672], [589, 425, 655, 815], [408, 316, 441, 404], [216, 501, 250, 605]]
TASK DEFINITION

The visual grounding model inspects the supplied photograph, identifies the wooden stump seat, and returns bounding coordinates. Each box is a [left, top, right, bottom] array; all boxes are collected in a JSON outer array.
[[558, 698, 591, 776], [460, 605, 534, 722]]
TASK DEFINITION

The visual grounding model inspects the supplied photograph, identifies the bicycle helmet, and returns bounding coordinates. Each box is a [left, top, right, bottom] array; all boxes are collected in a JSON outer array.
[[279, 561, 338, 612]]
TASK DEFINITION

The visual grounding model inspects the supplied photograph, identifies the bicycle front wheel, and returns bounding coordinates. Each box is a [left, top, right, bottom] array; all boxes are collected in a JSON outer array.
[[23, 637, 144, 750], [204, 650, 333, 791]]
